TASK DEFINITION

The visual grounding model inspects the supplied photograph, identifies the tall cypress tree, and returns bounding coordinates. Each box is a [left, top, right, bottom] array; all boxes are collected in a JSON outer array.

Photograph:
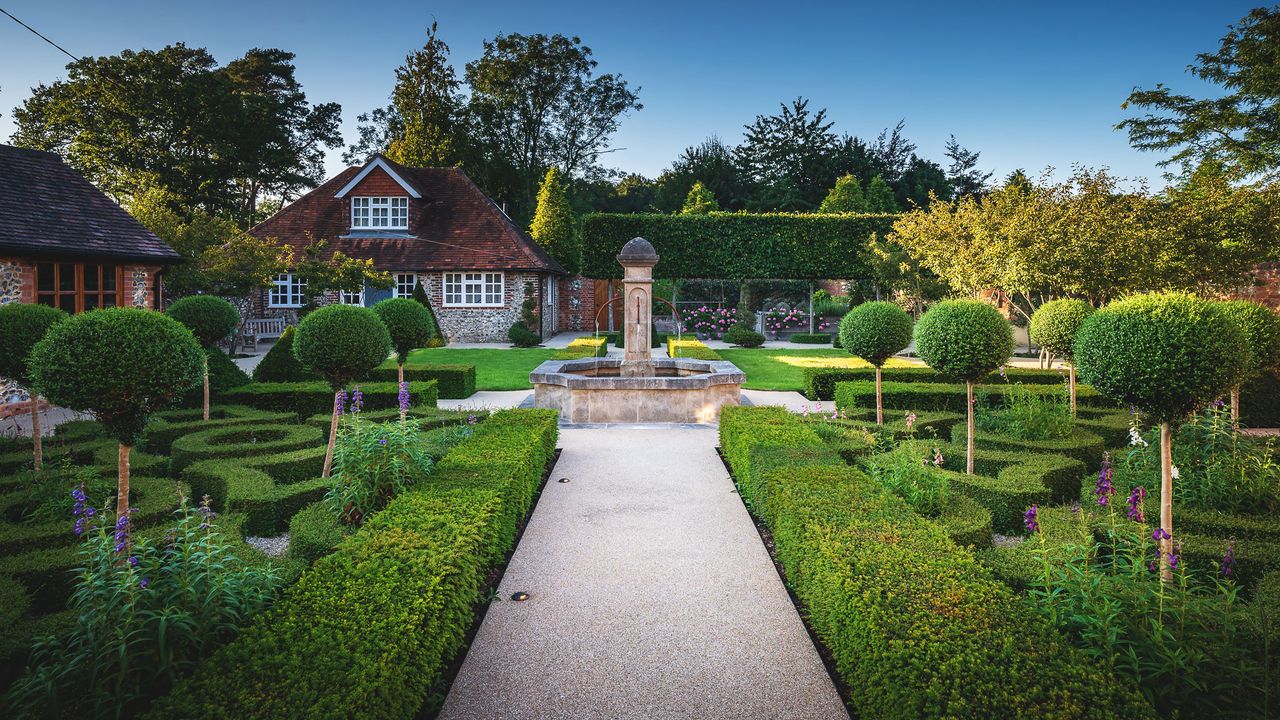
[[818, 174, 868, 213], [866, 174, 899, 213], [529, 167, 579, 273], [681, 181, 720, 214]]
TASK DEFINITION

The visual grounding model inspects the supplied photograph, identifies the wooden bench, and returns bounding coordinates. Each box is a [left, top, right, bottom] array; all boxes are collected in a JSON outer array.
[[239, 317, 289, 353]]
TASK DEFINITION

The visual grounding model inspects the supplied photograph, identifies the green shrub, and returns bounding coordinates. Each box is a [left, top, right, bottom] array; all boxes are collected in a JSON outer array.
[[666, 338, 723, 360], [373, 298, 433, 373], [865, 443, 951, 516], [717, 407, 1154, 720], [165, 295, 240, 347], [839, 301, 913, 365], [178, 348, 250, 408], [833, 380, 1107, 414], [508, 322, 540, 347], [293, 305, 392, 391], [914, 300, 1014, 381], [182, 447, 328, 536], [977, 381, 1073, 441], [1241, 367, 1280, 426], [1217, 299, 1280, 379], [1075, 292, 1245, 424], [220, 381, 438, 420], [789, 332, 832, 344], [804, 365, 1066, 400], [144, 410, 559, 720], [722, 325, 765, 348], [936, 492, 994, 548], [1029, 299, 1093, 359], [410, 280, 445, 347], [0, 302, 67, 385], [306, 406, 475, 441], [169, 423, 324, 473], [286, 501, 351, 565], [368, 362, 476, 398], [251, 327, 319, 382], [551, 336, 608, 360], [141, 406, 296, 455]]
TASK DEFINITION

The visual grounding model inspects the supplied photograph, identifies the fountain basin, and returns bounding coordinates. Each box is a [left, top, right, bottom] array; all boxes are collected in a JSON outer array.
[[531, 357, 744, 424]]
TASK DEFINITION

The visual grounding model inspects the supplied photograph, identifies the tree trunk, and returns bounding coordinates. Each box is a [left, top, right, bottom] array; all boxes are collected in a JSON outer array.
[[323, 390, 340, 479], [30, 396, 42, 472], [1160, 421, 1173, 583], [966, 381, 975, 475], [1230, 387, 1240, 426], [875, 365, 883, 426], [398, 362, 404, 387], [202, 355, 210, 421], [117, 443, 131, 519], [1069, 364, 1077, 416]]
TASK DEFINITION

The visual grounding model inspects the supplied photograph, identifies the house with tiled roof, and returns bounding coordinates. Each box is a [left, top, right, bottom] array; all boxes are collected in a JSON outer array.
[[248, 155, 595, 342], [0, 143, 180, 312]]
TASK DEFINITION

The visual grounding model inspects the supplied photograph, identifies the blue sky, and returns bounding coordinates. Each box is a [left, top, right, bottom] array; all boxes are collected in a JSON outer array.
[[0, 1, 1259, 188]]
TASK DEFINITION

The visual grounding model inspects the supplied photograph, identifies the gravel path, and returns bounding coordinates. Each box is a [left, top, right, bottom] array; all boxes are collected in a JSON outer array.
[[438, 426, 848, 720]]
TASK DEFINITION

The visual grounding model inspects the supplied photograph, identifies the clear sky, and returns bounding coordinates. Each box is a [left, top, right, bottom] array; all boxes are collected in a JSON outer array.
[[0, 0, 1260, 188]]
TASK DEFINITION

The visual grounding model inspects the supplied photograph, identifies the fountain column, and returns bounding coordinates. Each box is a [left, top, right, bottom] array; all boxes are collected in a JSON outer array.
[[617, 236, 659, 377]]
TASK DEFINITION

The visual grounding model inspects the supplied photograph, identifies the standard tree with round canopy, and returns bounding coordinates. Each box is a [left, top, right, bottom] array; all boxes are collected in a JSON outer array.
[[0, 303, 68, 470], [839, 301, 913, 425]]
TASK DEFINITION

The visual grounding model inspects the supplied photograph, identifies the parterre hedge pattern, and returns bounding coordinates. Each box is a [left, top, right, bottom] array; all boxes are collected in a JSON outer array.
[[580, 212, 892, 279], [144, 409, 559, 720], [803, 366, 1069, 400], [718, 406, 1154, 720], [220, 380, 439, 419]]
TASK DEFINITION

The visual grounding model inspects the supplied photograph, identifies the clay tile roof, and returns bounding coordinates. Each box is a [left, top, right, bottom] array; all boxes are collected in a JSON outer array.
[[250, 159, 567, 275], [0, 144, 180, 262]]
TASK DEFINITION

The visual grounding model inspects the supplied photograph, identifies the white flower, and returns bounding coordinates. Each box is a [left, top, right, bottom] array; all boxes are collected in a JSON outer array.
[[1128, 427, 1149, 447], [1171, 465, 1180, 480]]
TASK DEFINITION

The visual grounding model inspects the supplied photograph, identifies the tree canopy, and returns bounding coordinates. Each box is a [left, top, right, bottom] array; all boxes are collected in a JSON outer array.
[[681, 182, 720, 214], [529, 167, 579, 272]]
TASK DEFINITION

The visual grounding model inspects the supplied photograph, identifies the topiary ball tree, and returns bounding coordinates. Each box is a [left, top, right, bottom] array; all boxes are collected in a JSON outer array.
[[166, 295, 241, 421], [839, 301, 913, 425], [0, 303, 68, 471], [373, 298, 432, 385], [292, 304, 392, 478], [1075, 292, 1245, 580], [1215, 299, 1280, 424], [914, 300, 1014, 474], [1029, 299, 1094, 415], [28, 308, 204, 518]]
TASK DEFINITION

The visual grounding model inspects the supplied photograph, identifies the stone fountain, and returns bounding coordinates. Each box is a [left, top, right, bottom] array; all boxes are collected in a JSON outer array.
[[530, 237, 744, 424]]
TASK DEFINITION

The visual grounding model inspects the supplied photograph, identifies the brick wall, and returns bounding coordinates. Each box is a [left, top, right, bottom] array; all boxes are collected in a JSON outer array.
[[420, 270, 543, 343], [557, 275, 598, 333], [0, 256, 33, 305], [1229, 262, 1280, 310]]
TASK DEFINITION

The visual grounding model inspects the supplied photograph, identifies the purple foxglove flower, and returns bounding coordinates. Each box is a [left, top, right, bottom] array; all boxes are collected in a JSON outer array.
[[352, 387, 364, 412], [1127, 486, 1147, 523], [1024, 505, 1040, 534], [139, 577, 149, 589], [128, 556, 139, 567], [1095, 454, 1114, 506], [335, 390, 346, 415], [398, 382, 411, 413], [1221, 543, 1236, 578], [1153, 528, 1171, 542]]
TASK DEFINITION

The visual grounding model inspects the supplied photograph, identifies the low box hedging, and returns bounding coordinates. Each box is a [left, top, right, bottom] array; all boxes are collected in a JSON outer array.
[[666, 338, 723, 360], [717, 406, 1154, 719], [0, 474, 181, 557], [952, 425, 1106, 471], [834, 379, 1106, 413], [944, 445, 1085, 532], [169, 423, 324, 474], [145, 409, 559, 720], [368, 363, 476, 398], [182, 446, 328, 535], [937, 492, 995, 548], [788, 332, 832, 344], [305, 407, 475, 441], [805, 365, 1069, 400], [285, 501, 352, 565], [143, 406, 299, 454], [220, 380, 439, 419], [550, 336, 608, 360]]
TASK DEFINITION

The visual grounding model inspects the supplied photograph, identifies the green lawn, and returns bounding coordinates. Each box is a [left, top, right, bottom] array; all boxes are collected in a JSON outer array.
[[405, 347, 558, 391], [719, 348, 918, 391]]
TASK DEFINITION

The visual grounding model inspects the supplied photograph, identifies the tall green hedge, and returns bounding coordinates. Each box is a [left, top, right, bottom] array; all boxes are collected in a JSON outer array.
[[580, 212, 892, 279]]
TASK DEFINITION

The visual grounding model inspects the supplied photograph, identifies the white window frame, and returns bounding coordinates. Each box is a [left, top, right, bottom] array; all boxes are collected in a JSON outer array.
[[394, 273, 418, 299], [443, 272, 504, 307], [351, 196, 409, 229], [339, 286, 364, 306], [268, 273, 306, 308]]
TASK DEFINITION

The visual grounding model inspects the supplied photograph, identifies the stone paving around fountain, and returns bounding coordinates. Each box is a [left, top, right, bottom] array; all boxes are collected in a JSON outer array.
[[438, 426, 849, 720]]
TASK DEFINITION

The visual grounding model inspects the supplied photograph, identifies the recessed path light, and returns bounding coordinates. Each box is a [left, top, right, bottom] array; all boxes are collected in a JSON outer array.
[[511, 591, 530, 601]]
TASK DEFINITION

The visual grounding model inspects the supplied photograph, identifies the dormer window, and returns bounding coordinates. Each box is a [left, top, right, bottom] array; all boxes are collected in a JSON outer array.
[[351, 196, 408, 229]]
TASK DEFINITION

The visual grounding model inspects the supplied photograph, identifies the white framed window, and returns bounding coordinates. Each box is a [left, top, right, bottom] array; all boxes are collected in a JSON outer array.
[[443, 272, 504, 307], [268, 273, 306, 308], [339, 286, 364, 305], [394, 273, 418, 299], [351, 196, 409, 229]]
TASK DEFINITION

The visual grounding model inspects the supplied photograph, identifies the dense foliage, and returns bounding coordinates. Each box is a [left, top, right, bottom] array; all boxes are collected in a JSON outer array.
[[0, 303, 68, 385], [373, 298, 433, 369], [251, 327, 317, 382], [913, 300, 1013, 381], [838, 301, 913, 366], [529, 167, 579, 273], [1029, 299, 1093, 359], [292, 305, 392, 391], [1217, 299, 1280, 382], [1074, 293, 1245, 423], [165, 296, 240, 348], [580, 212, 890, 279]]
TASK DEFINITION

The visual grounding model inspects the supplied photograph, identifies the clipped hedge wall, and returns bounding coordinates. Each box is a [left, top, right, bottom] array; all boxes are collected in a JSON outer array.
[[581, 212, 891, 279], [368, 363, 476, 399], [833, 380, 1105, 413], [169, 423, 324, 474], [551, 336, 608, 360], [221, 380, 439, 419], [181, 446, 328, 535], [145, 409, 559, 720], [789, 332, 833, 344], [805, 366, 1067, 400], [666, 338, 723, 360], [717, 406, 1154, 719]]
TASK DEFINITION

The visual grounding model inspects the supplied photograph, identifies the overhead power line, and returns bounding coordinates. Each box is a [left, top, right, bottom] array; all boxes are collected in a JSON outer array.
[[0, 6, 80, 62]]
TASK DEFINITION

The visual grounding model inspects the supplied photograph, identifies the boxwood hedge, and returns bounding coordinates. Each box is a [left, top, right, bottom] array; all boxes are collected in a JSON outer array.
[[220, 380, 439, 419], [833, 380, 1106, 413], [144, 409, 559, 720], [182, 446, 328, 535], [717, 406, 1154, 719], [368, 362, 476, 398], [805, 365, 1068, 400], [169, 423, 324, 474]]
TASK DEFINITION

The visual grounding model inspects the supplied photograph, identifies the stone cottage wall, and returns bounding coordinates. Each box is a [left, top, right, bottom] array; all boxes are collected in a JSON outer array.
[[557, 276, 598, 333], [420, 271, 542, 343]]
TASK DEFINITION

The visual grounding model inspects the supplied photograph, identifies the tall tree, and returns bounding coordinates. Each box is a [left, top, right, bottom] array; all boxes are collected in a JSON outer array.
[[944, 134, 993, 197], [735, 97, 843, 210], [654, 136, 747, 212], [529, 167, 580, 272], [11, 44, 340, 224], [869, 120, 917, 183], [818, 174, 868, 213], [897, 155, 952, 208], [1118, 6, 1280, 180], [465, 33, 641, 221], [126, 186, 241, 296], [681, 181, 720, 214], [865, 175, 899, 213], [343, 22, 468, 168]]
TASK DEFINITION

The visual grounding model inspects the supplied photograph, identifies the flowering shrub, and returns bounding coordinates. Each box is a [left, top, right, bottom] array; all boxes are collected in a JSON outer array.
[[679, 305, 737, 339], [4, 494, 277, 718], [327, 384, 447, 525], [976, 381, 1072, 440], [763, 307, 808, 334], [866, 444, 950, 517], [1025, 494, 1270, 718]]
